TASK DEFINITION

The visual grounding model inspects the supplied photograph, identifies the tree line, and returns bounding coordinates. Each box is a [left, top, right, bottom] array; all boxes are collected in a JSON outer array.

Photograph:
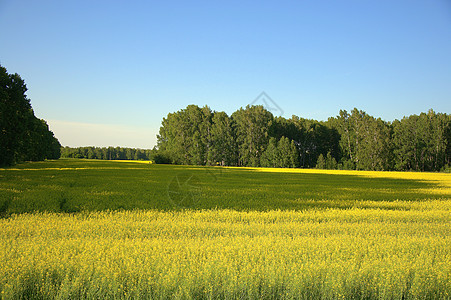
[[61, 146, 155, 161], [156, 105, 451, 172], [0, 65, 61, 167]]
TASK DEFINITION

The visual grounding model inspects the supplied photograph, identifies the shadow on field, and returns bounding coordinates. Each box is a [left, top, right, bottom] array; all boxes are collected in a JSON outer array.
[[192, 167, 445, 211], [0, 160, 448, 214]]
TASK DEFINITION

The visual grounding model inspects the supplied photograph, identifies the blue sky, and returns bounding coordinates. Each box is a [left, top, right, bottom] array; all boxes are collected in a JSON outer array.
[[1, 0, 450, 148]]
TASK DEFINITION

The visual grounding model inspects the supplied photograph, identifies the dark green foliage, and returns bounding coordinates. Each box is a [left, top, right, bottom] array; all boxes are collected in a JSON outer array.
[[152, 152, 172, 164], [232, 105, 273, 167], [260, 137, 278, 167], [155, 104, 450, 171], [286, 116, 341, 168], [316, 152, 338, 169], [210, 111, 237, 166], [327, 108, 450, 172], [0, 65, 61, 167], [60, 146, 154, 161], [157, 105, 216, 165], [325, 152, 338, 169], [328, 109, 391, 171], [20, 118, 61, 162], [261, 137, 299, 168], [392, 110, 450, 171]]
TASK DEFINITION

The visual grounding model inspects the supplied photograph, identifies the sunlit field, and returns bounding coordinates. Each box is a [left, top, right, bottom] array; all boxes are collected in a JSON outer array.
[[1, 159, 450, 299]]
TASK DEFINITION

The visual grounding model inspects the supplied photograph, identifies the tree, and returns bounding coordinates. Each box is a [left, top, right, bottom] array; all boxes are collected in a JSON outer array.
[[445, 119, 451, 167], [87, 147, 96, 159], [392, 110, 449, 171], [209, 111, 237, 166], [316, 154, 326, 169], [0, 65, 60, 166], [154, 103, 450, 172], [288, 116, 340, 168], [330, 108, 391, 171], [260, 137, 298, 168], [278, 137, 293, 168], [21, 118, 61, 161], [0, 66, 31, 166], [232, 105, 273, 167], [156, 105, 214, 165], [289, 140, 300, 168], [261, 137, 278, 167], [325, 152, 338, 169], [60, 146, 154, 161], [353, 112, 391, 171]]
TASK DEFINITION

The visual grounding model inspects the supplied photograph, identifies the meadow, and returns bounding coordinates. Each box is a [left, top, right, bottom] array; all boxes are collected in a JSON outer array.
[[0, 159, 450, 299]]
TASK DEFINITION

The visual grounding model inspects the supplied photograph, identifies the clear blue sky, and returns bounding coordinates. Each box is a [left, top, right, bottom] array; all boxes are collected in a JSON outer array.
[[1, 0, 450, 148]]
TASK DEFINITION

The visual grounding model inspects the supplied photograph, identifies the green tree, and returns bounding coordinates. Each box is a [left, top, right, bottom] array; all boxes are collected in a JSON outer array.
[[0, 65, 60, 166], [87, 147, 96, 159], [232, 105, 273, 167], [325, 152, 337, 169], [330, 108, 391, 171], [260, 137, 298, 168], [154, 103, 450, 172], [157, 105, 214, 165], [289, 116, 340, 168], [277, 137, 292, 168], [24, 119, 61, 161], [393, 110, 449, 171], [316, 154, 326, 169], [0, 66, 32, 166], [209, 111, 237, 166], [261, 137, 278, 167], [289, 140, 299, 168]]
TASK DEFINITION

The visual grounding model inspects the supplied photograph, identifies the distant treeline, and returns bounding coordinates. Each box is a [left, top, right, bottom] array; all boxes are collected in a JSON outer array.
[[0, 65, 61, 167], [61, 146, 155, 161], [156, 105, 451, 172]]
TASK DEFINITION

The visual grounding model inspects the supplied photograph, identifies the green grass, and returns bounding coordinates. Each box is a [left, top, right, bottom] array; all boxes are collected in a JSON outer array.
[[0, 159, 447, 215]]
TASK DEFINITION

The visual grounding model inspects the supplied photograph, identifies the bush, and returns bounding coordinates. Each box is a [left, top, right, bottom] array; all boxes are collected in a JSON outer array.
[[152, 152, 172, 164]]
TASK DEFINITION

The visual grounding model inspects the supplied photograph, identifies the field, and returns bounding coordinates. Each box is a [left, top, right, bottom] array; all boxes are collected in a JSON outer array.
[[0, 159, 450, 299]]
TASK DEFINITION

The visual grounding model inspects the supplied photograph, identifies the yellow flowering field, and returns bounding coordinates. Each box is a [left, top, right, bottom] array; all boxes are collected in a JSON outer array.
[[0, 161, 450, 299]]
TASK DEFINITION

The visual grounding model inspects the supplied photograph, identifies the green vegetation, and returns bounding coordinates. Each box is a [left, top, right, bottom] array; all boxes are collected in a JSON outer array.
[[61, 146, 155, 161], [156, 104, 451, 171], [0, 159, 448, 215], [0, 65, 61, 167]]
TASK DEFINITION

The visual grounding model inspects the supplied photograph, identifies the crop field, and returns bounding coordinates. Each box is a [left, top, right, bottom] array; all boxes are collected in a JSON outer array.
[[0, 159, 450, 299]]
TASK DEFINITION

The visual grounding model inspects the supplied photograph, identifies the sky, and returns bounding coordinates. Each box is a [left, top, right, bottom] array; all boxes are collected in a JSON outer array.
[[1, 0, 450, 149]]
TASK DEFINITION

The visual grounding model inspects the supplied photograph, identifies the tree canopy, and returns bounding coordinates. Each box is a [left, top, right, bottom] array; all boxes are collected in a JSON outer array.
[[0, 65, 61, 167], [156, 104, 450, 172], [60, 146, 155, 161]]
